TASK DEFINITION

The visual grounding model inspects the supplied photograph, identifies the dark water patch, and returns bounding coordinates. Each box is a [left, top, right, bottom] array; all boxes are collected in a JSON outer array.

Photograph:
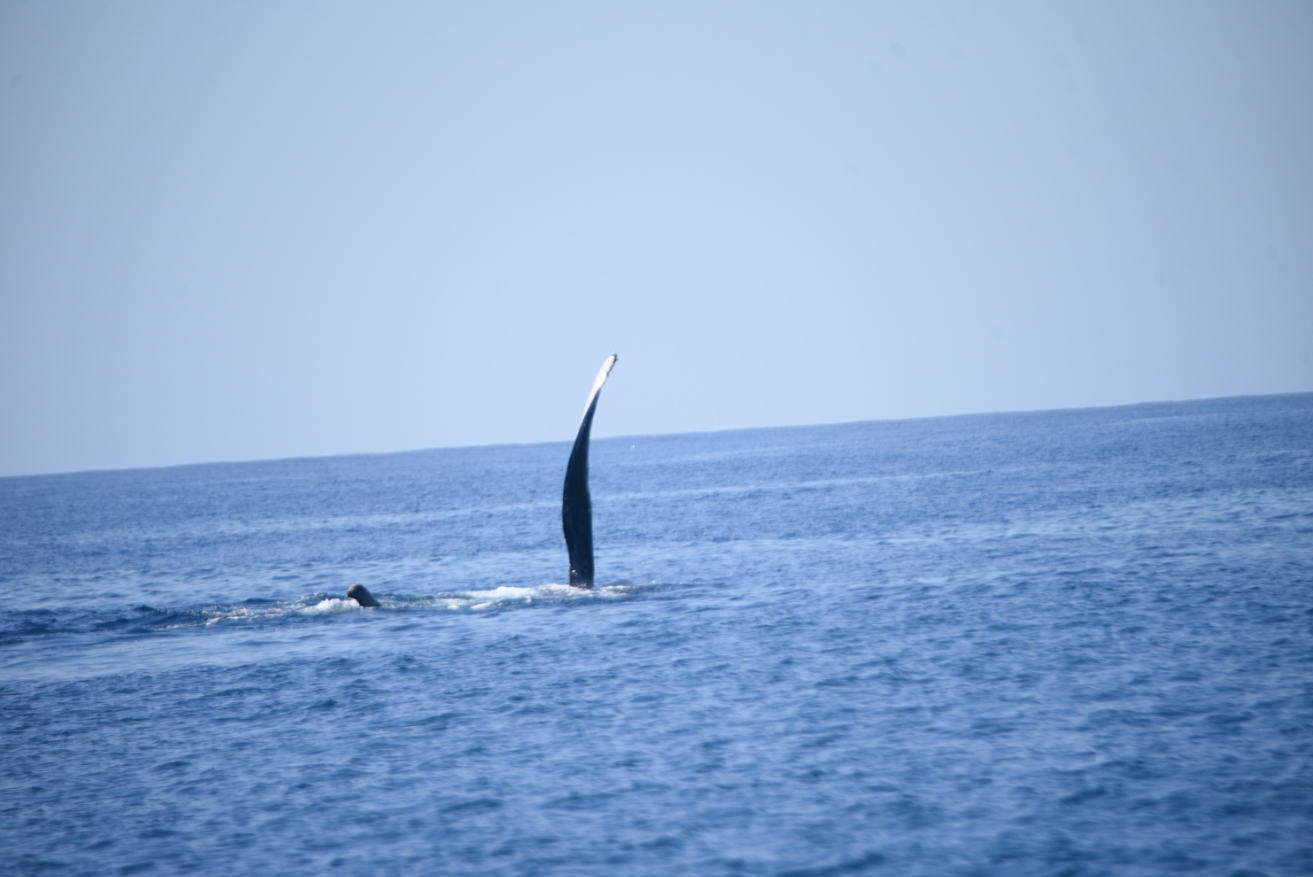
[[442, 797, 504, 816], [776, 850, 887, 876]]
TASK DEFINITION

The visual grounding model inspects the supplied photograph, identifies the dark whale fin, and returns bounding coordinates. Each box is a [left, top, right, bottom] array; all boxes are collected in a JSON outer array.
[[346, 583, 380, 608], [563, 354, 618, 589]]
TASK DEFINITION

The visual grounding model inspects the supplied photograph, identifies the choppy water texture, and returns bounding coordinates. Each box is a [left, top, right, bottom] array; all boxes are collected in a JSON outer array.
[[3, 394, 1312, 876]]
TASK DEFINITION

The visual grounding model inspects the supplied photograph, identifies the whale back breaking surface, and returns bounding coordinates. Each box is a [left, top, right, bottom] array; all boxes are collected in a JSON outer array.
[[346, 583, 380, 608], [563, 354, 617, 589]]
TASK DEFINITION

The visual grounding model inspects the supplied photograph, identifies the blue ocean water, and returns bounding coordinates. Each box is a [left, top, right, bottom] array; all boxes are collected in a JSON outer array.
[[2, 394, 1311, 876]]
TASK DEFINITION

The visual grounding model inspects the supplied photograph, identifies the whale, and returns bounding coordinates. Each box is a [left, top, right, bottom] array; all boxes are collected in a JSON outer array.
[[563, 354, 618, 588], [346, 583, 380, 608], [344, 353, 618, 604]]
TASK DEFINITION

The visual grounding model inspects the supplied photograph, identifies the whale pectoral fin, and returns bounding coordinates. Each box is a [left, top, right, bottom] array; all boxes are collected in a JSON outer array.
[[346, 583, 381, 608], [562, 354, 617, 589]]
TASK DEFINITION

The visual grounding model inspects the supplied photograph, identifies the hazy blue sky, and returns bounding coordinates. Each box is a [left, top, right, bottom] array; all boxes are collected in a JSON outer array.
[[2, 2, 1310, 477]]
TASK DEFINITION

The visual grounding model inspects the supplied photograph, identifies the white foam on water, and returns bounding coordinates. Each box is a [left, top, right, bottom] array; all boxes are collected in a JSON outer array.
[[303, 598, 364, 614], [195, 604, 290, 626], [422, 581, 636, 611], [139, 580, 645, 632]]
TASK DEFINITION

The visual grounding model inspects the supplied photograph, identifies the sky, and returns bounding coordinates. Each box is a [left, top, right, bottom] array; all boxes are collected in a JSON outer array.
[[2, 2, 1310, 478]]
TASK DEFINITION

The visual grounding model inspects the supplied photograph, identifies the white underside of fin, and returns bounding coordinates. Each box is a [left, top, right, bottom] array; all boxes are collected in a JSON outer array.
[[581, 353, 618, 421]]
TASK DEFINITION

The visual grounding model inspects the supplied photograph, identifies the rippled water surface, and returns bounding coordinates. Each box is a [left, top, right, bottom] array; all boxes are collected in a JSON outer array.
[[3, 394, 1312, 875]]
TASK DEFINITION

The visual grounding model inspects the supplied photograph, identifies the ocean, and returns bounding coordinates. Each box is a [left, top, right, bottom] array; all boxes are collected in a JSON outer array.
[[2, 393, 1311, 876]]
